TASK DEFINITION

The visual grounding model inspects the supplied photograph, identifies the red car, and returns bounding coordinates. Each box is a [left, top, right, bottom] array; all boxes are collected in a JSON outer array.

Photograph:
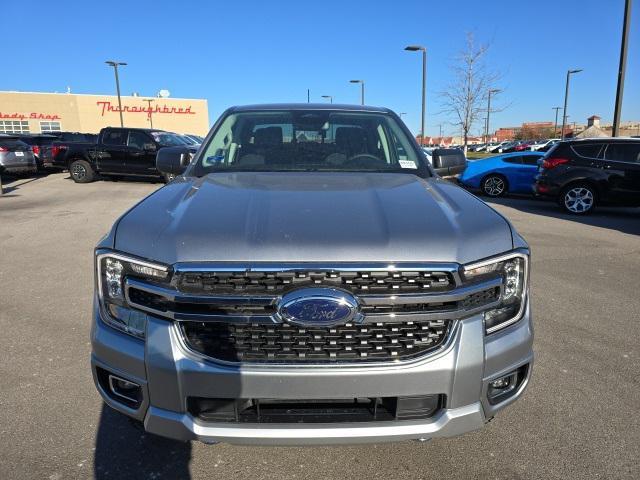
[[514, 141, 533, 152]]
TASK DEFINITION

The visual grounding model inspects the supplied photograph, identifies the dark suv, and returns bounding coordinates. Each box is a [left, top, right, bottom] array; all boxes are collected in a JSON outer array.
[[15, 134, 58, 170], [535, 138, 640, 214]]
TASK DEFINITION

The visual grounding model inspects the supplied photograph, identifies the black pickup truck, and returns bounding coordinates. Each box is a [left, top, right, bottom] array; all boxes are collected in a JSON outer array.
[[42, 132, 98, 169], [57, 127, 195, 183]]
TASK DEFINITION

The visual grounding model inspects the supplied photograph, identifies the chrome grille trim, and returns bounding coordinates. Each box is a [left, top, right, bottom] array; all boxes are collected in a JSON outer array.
[[124, 276, 502, 324]]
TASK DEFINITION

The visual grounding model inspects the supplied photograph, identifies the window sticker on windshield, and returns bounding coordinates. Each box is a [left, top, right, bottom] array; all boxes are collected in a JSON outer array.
[[399, 160, 417, 169]]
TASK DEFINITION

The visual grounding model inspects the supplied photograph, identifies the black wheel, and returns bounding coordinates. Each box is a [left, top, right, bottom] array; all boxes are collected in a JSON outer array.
[[481, 174, 507, 197], [163, 173, 177, 184], [560, 183, 596, 215], [69, 159, 95, 183]]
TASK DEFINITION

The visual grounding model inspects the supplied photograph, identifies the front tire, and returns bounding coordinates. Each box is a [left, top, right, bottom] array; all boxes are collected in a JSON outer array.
[[481, 174, 507, 197], [560, 183, 596, 214], [69, 159, 95, 183]]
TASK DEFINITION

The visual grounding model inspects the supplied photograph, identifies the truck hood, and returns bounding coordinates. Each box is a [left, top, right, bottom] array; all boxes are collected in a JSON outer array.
[[114, 172, 514, 265]]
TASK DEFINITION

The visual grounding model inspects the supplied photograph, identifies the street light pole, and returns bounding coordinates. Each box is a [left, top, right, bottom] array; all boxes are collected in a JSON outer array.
[[105, 60, 127, 127], [321, 95, 333, 104], [349, 80, 365, 105], [552, 106, 562, 137], [405, 45, 427, 146], [144, 99, 155, 128], [484, 89, 500, 144], [561, 69, 582, 140], [613, 0, 632, 137]]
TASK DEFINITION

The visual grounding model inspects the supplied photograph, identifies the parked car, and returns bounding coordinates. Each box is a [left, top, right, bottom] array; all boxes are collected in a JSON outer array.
[[0, 136, 38, 175], [468, 143, 486, 153], [91, 104, 533, 445], [459, 151, 544, 197], [502, 141, 527, 153], [64, 127, 197, 183], [485, 142, 500, 152], [537, 139, 560, 152], [422, 146, 435, 163], [530, 139, 559, 151], [535, 138, 640, 214], [185, 134, 204, 144], [15, 134, 57, 170], [42, 132, 98, 169], [488, 141, 510, 153], [177, 134, 200, 146], [513, 141, 533, 152]]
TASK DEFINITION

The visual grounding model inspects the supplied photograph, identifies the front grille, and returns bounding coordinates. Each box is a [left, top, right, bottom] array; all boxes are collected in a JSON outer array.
[[178, 270, 454, 295], [124, 264, 503, 365], [179, 319, 450, 363]]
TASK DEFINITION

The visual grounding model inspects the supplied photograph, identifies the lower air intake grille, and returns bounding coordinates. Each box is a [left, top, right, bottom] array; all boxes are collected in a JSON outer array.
[[179, 319, 451, 364], [188, 395, 444, 423]]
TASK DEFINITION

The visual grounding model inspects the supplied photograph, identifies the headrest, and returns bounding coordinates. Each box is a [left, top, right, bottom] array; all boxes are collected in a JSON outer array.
[[254, 126, 283, 146]]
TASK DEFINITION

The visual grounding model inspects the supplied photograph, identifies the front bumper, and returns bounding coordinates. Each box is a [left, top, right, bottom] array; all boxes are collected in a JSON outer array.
[[91, 299, 534, 445], [533, 173, 560, 197]]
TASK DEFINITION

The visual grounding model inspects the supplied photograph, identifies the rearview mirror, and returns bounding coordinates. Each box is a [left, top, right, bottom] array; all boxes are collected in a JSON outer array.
[[143, 142, 157, 152], [156, 146, 192, 175]]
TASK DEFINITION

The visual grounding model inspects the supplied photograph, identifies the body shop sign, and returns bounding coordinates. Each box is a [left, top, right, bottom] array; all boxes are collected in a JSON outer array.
[[96, 101, 195, 119], [0, 112, 61, 120]]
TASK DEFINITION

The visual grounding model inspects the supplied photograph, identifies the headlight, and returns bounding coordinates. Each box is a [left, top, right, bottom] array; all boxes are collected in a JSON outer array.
[[463, 251, 529, 334], [96, 251, 170, 338]]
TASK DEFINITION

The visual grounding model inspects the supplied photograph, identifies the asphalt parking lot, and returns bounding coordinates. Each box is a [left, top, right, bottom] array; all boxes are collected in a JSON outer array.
[[0, 172, 639, 480]]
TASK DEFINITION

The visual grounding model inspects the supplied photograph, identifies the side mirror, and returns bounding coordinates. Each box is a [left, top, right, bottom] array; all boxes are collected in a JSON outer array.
[[156, 146, 192, 175], [143, 142, 157, 152]]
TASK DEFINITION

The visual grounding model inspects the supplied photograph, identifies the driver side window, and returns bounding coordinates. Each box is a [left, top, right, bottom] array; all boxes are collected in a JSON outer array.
[[127, 131, 150, 150]]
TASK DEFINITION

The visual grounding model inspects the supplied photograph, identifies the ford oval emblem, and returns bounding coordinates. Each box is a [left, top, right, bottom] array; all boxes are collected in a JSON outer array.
[[278, 288, 359, 327]]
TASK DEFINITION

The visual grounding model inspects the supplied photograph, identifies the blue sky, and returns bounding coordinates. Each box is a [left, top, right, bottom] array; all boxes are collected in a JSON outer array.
[[2, 0, 638, 136]]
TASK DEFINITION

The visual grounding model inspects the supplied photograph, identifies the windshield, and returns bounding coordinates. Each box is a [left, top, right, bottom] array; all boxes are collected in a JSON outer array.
[[179, 135, 198, 145], [150, 131, 188, 147], [194, 110, 425, 175]]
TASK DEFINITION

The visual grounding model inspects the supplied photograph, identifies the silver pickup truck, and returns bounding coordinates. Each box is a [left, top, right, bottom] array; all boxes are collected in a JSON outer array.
[[91, 104, 533, 445]]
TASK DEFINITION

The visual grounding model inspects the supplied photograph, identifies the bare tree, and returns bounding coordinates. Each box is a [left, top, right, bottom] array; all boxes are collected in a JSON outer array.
[[439, 33, 502, 151]]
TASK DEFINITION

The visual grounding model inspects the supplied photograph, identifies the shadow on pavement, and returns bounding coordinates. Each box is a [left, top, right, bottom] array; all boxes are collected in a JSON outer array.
[[485, 195, 640, 236], [94, 404, 192, 479], [62, 174, 165, 184], [0, 174, 46, 195]]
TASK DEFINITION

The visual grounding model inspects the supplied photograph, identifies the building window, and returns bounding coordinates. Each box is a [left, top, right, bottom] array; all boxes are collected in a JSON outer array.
[[0, 120, 30, 134], [40, 121, 61, 133]]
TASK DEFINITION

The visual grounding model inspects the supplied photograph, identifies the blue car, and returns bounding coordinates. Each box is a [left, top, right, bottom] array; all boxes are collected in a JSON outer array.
[[459, 151, 545, 197]]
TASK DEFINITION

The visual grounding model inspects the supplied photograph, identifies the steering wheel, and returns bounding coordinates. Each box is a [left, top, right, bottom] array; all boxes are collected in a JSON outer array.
[[344, 153, 386, 168]]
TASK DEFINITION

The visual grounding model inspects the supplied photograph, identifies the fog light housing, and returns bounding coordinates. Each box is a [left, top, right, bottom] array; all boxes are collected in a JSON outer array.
[[487, 366, 528, 405], [108, 374, 142, 406]]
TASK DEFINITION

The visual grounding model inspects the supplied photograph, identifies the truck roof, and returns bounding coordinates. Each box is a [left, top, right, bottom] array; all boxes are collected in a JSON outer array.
[[102, 127, 165, 133], [228, 103, 393, 114]]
